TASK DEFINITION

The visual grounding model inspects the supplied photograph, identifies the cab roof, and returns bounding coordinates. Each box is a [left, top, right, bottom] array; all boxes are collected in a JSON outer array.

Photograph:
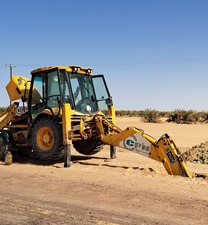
[[31, 65, 93, 75]]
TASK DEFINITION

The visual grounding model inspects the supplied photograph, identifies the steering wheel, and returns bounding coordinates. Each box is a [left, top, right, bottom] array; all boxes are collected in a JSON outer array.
[[76, 97, 91, 112]]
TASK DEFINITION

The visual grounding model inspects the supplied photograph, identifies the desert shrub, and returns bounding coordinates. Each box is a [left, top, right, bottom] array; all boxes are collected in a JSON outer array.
[[116, 110, 143, 117], [129, 110, 139, 117], [158, 111, 167, 117], [141, 109, 161, 123], [115, 109, 208, 124], [191, 111, 203, 123], [116, 110, 128, 117], [166, 109, 198, 124], [0, 107, 7, 114], [199, 111, 208, 123]]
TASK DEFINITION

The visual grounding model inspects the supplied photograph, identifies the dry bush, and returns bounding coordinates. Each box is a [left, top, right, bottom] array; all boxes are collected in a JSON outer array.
[[104, 109, 208, 124], [141, 109, 161, 123], [116, 110, 143, 117], [166, 109, 198, 124], [0, 107, 7, 114], [199, 111, 208, 123]]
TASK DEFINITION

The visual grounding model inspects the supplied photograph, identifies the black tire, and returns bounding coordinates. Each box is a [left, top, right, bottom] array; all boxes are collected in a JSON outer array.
[[0, 134, 7, 160], [0, 131, 15, 160], [73, 139, 103, 155], [32, 117, 64, 160]]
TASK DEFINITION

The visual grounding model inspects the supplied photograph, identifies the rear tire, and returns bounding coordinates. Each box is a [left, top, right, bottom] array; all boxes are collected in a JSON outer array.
[[73, 139, 103, 155], [32, 117, 64, 160]]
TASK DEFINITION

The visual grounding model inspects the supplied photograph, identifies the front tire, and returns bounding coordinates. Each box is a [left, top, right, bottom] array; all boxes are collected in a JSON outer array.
[[0, 131, 15, 160], [32, 117, 64, 160], [0, 134, 7, 160]]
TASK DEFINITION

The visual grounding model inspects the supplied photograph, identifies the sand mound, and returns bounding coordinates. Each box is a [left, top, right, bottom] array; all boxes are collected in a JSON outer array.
[[182, 141, 208, 164]]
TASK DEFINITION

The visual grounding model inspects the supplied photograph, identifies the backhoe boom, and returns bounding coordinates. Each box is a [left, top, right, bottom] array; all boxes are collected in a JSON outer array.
[[94, 115, 192, 178]]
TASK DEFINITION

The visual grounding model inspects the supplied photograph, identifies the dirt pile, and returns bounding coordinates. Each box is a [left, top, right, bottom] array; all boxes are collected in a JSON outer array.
[[182, 141, 208, 164]]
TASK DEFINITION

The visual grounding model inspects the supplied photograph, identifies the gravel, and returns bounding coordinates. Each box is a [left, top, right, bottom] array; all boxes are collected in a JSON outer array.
[[182, 141, 208, 164]]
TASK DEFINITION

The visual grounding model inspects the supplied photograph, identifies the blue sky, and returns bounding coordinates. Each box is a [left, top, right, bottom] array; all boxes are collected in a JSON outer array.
[[0, 0, 208, 111]]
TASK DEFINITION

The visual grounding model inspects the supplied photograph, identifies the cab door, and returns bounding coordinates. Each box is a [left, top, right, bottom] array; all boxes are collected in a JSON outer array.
[[92, 75, 112, 111]]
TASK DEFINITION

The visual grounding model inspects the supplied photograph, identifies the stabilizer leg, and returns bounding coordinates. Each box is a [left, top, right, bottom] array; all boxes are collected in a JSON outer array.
[[110, 145, 116, 159], [64, 142, 71, 167]]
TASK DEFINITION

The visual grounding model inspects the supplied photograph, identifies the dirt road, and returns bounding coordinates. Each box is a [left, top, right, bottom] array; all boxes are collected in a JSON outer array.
[[0, 118, 208, 225]]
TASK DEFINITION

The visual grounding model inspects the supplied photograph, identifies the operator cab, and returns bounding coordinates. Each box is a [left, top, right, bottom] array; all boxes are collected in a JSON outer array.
[[28, 66, 112, 119]]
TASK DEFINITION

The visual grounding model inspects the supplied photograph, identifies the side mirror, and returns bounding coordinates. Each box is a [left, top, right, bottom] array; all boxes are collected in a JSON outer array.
[[105, 96, 113, 106]]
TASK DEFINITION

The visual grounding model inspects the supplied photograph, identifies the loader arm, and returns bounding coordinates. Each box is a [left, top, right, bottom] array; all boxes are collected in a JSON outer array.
[[0, 103, 18, 130], [95, 115, 192, 178]]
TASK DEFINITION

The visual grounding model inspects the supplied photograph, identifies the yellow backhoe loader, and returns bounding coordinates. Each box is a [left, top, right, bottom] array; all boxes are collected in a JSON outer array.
[[0, 65, 192, 177]]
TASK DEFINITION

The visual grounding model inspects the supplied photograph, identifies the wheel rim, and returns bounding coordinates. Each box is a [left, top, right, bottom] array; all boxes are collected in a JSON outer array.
[[37, 127, 54, 151]]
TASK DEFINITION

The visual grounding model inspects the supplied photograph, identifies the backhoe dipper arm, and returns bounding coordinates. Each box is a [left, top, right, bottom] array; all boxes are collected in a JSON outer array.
[[95, 115, 192, 178]]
